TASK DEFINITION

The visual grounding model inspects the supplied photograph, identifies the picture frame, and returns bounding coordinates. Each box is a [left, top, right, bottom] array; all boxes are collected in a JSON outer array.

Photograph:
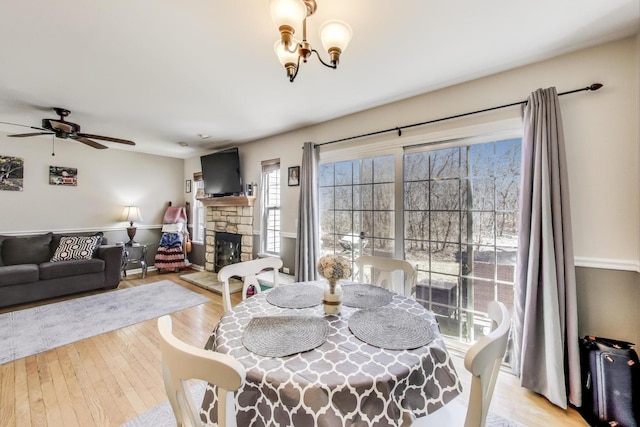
[[0, 155, 24, 191], [185, 179, 192, 193], [49, 166, 77, 187], [288, 166, 300, 186]]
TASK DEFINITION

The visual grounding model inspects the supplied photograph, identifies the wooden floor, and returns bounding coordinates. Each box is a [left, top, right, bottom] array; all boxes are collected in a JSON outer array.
[[0, 271, 588, 427]]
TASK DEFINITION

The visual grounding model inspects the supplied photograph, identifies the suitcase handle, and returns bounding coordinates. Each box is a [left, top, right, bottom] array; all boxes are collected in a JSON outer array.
[[585, 336, 636, 350]]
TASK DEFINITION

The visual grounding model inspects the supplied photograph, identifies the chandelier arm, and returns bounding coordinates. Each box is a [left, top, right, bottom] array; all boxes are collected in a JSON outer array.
[[289, 54, 302, 82], [311, 49, 337, 69]]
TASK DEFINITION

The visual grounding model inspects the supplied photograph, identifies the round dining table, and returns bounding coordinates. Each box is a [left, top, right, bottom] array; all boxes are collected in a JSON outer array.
[[200, 281, 462, 427]]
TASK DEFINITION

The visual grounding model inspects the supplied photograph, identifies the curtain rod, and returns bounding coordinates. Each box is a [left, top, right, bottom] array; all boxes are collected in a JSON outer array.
[[317, 83, 603, 147]]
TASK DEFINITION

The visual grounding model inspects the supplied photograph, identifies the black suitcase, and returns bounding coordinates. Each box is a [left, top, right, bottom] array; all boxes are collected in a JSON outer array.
[[579, 336, 640, 427]]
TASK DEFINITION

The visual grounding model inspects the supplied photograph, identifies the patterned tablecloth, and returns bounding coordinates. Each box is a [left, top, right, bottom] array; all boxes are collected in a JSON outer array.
[[201, 281, 462, 427]]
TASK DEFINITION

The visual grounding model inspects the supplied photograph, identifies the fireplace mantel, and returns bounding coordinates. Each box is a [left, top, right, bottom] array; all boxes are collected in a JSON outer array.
[[197, 195, 255, 207]]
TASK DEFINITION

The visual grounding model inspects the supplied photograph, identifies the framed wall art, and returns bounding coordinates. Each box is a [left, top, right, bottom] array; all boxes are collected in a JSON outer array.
[[49, 166, 78, 186], [288, 166, 300, 186], [0, 155, 24, 191], [186, 179, 192, 193]]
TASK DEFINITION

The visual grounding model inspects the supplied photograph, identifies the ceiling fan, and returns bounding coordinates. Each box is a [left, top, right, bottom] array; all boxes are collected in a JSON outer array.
[[4, 107, 135, 149]]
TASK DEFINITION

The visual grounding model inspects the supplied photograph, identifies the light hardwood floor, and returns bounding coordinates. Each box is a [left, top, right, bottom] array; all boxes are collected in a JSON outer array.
[[0, 271, 588, 427]]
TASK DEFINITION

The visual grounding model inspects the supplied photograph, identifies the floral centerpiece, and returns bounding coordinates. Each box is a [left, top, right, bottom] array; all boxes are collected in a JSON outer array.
[[317, 254, 351, 294], [317, 254, 350, 315]]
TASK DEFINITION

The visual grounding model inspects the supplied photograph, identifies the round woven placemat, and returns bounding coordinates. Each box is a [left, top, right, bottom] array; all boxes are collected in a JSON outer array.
[[348, 307, 434, 350], [342, 284, 394, 308], [266, 284, 323, 309], [242, 315, 330, 357]]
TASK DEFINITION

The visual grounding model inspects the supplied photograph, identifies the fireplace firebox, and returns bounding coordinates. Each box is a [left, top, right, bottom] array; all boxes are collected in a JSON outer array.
[[214, 232, 242, 272]]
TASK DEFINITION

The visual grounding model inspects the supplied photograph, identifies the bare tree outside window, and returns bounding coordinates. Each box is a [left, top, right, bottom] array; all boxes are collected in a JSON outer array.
[[319, 138, 520, 345]]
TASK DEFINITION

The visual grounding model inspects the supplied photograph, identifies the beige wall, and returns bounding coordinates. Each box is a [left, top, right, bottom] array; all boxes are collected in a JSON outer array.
[[576, 267, 639, 345], [186, 36, 639, 341], [0, 135, 185, 240], [232, 36, 640, 270]]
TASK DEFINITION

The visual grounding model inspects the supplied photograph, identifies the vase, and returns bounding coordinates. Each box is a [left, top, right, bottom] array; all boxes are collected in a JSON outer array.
[[322, 279, 343, 315]]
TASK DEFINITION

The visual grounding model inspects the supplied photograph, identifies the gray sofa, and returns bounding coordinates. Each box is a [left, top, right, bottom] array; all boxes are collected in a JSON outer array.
[[0, 232, 123, 308]]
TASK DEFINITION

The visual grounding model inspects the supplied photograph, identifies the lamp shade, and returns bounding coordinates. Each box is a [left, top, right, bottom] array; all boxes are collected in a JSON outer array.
[[269, 0, 306, 32], [319, 20, 352, 53], [122, 206, 143, 223], [274, 39, 299, 66]]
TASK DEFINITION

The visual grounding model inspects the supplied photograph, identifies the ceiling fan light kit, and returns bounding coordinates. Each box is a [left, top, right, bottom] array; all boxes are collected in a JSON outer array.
[[269, 0, 352, 82], [5, 107, 135, 150]]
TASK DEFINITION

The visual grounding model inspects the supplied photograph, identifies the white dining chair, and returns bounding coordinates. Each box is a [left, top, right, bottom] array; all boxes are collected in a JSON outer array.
[[411, 301, 511, 427], [157, 315, 246, 427], [355, 255, 416, 296], [217, 257, 283, 312]]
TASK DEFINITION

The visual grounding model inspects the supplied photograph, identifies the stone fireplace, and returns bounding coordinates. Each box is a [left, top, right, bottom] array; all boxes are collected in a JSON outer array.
[[200, 195, 255, 272]]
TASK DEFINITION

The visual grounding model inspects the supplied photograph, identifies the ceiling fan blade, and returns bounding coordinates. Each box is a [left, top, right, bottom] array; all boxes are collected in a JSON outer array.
[[72, 136, 108, 149], [0, 120, 48, 132], [8, 132, 53, 138], [78, 133, 135, 146]]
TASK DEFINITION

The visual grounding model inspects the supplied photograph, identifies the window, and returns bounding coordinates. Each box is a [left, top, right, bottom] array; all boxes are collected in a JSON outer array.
[[261, 159, 281, 255], [318, 136, 521, 345], [319, 155, 395, 266], [404, 138, 521, 342], [192, 173, 205, 243]]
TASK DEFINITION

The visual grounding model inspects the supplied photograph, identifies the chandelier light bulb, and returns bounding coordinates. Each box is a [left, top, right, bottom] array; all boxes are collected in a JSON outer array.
[[274, 40, 299, 67], [320, 20, 353, 61], [269, 0, 306, 47]]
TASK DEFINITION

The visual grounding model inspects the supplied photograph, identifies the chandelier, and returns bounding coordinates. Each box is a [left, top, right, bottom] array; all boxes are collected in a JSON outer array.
[[269, 0, 352, 82]]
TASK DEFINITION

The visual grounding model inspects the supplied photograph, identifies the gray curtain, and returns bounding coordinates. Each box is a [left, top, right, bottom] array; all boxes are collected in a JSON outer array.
[[295, 142, 320, 281], [512, 87, 581, 409]]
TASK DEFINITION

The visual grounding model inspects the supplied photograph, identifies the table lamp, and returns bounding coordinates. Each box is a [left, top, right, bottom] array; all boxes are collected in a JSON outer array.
[[122, 206, 143, 245]]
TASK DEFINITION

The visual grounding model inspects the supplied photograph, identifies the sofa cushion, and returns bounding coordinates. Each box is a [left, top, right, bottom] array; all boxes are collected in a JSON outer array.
[[39, 258, 105, 280], [0, 264, 39, 287], [1, 233, 53, 266], [50, 235, 102, 262], [0, 235, 9, 267]]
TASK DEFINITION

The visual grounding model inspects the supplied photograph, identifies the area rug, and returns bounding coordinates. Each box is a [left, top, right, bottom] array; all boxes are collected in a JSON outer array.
[[180, 271, 243, 295], [0, 280, 208, 365], [121, 383, 525, 427], [120, 381, 207, 427]]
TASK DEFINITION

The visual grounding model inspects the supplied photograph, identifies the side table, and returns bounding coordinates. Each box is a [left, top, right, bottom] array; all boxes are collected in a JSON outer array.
[[122, 243, 148, 278]]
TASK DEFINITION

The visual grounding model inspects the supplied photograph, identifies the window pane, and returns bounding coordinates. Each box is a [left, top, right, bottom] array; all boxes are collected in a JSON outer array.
[[430, 211, 460, 244], [430, 179, 460, 211], [373, 183, 394, 210], [431, 147, 461, 179], [469, 144, 495, 177], [373, 155, 395, 183], [372, 211, 394, 239], [319, 164, 334, 187], [405, 211, 429, 241], [320, 187, 334, 210], [335, 186, 352, 210], [335, 162, 353, 185], [360, 158, 373, 184], [404, 181, 429, 210], [404, 151, 429, 181], [468, 177, 495, 211]]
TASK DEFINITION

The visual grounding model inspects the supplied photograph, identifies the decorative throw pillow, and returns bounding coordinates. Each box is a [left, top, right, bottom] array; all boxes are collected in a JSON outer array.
[[50, 235, 102, 262]]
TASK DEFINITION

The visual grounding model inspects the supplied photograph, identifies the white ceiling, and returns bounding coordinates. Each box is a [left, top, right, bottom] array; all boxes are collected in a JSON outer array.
[[0, 0, 637, 159]]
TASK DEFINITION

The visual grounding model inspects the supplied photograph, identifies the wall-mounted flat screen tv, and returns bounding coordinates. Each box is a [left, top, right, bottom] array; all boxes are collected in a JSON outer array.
[[200, 147, 243, 197]]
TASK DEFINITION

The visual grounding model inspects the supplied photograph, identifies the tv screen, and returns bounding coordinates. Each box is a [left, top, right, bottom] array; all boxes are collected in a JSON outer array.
[[200, 148, 243, 196]]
